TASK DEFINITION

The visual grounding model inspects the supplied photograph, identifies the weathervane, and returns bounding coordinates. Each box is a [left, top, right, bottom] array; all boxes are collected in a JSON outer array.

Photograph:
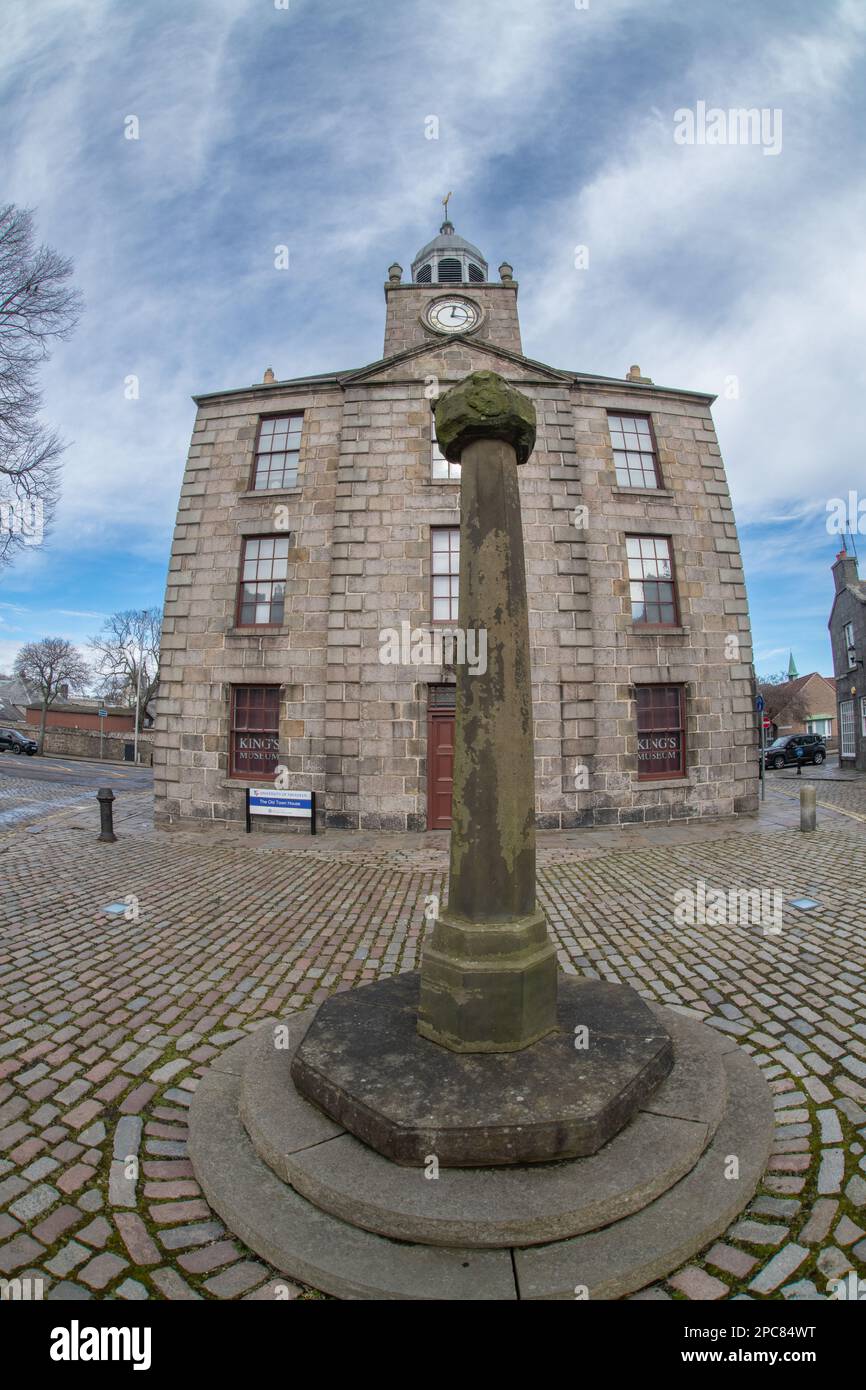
[[442, 191, 452, 218]]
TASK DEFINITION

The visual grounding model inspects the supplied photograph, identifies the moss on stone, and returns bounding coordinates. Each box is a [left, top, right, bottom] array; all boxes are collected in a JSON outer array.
[[433, 370, 537, 465]]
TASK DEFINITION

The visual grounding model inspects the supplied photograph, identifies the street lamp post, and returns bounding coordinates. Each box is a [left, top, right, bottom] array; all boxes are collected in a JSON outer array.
[[133, 651, 144, 765], [756, 693, 766, 802]]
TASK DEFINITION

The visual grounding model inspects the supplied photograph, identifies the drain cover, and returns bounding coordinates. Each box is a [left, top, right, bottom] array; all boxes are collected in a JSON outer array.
[[789, 897, 820, 911]]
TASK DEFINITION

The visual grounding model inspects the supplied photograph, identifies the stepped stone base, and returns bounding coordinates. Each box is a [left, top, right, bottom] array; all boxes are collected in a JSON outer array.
[[188, 995, 774, 1300], [291, 972, 673, 1166]]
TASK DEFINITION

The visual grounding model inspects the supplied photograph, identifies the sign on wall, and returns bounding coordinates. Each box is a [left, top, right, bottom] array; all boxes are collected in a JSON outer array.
[[637, 733, 683, 776], [245, 787, 316, 835]]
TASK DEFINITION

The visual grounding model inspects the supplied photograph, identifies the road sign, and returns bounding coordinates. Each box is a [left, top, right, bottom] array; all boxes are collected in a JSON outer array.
[[755, 694, 765, 712], [763, 718, 772, 729], [98, 708, 108, 718]]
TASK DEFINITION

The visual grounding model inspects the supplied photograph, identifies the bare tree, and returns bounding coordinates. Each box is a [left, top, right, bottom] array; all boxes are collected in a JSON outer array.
[[14, 637, 90, 753], [756, 672, 810, 732], [89, 608, 162, 732], [0, 205, 82, 570]]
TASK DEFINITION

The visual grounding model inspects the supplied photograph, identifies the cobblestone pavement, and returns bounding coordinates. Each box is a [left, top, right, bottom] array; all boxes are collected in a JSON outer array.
[[0, 775, 91, 831], [0, 757, 152, 834], [1, 779, 865, 1302], [770, 773, 866, 822]]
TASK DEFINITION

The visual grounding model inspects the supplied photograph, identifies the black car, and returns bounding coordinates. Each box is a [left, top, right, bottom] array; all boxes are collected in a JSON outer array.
[[764, 733, 826, 769], [0, 728, 38, 756]]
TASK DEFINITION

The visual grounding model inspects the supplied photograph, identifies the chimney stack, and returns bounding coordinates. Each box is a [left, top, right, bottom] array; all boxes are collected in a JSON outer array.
[[832, 548, 859, 595]]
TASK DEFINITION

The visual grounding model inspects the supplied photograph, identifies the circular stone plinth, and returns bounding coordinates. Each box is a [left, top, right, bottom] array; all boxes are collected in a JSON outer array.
[[188, 1007, 775, 1300], [290, 972, 673, 1167], [241, 1005, 726, 1248]]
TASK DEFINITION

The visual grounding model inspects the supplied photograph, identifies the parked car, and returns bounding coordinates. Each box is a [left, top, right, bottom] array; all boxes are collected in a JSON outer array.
[[0, 728, 38, 756], [764, 734, 826, 769]]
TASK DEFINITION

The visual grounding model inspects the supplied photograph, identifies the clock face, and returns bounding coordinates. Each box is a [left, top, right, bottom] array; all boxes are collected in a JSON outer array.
[[425, 298, 480, 334]]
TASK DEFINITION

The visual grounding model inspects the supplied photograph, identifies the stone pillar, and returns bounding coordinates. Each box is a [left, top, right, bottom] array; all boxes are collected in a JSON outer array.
[[417, 371, 558, 1052], [800, 784, 817, 832]]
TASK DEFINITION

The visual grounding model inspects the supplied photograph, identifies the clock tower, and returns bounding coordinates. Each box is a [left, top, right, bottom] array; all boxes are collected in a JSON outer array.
[[383, 218, 523, 358]]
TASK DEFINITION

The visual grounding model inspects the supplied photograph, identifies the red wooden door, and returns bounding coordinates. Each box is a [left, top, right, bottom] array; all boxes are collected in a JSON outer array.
[[427, 710, 455, 829]]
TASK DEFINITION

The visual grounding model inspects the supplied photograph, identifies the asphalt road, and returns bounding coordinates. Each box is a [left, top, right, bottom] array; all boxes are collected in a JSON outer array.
[[0, 753, 153, 830]]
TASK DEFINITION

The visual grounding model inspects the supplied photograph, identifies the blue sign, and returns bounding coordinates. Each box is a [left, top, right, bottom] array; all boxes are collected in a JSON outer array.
[[755, 695, 765, 712], [98, 708, 108, 718], [248, 788, 312, 819]]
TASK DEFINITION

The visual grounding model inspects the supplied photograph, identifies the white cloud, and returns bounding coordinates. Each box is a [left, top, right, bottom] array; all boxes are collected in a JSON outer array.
[[1, 0, 862, 677]]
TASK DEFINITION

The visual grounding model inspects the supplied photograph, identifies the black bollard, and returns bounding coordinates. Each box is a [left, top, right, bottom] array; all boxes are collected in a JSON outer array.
[[97, 787, 117, 842]]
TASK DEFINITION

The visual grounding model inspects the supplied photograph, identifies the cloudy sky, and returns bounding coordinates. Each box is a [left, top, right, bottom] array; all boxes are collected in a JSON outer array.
[[1, 0, 864, 681]]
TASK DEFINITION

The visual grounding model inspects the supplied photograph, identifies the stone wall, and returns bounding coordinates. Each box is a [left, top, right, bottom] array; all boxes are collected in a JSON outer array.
[[154, 257, 759, 833], [2, 722, 153, 765], [154, 350, 758, 830], [830, 558, 866, 770], [382, 281, 522, 357], [154, 379, 340, 828]]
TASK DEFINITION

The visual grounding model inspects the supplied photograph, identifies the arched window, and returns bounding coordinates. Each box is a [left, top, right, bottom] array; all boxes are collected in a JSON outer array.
[[416, 264, 432, 283], [468, 263, 484, 282], [437, 257, 462, 284]]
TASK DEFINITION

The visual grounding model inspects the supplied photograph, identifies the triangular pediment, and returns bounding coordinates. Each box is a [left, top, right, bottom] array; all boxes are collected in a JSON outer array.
[[339, 335, 572, 388]]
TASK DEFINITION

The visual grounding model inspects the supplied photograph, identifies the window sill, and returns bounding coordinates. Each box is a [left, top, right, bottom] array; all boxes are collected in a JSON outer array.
[[635, 775, 693, 790], [221, 778, 278, 789], [611, 486, 674, 499], [630, 624, 690, 636], [238, 488, 301, 500], [226, 625, 292, 637]]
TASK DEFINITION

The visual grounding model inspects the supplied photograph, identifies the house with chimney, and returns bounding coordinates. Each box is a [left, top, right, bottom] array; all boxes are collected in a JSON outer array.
[[828, 548, 866, 770], [759, 666, 837, 747]]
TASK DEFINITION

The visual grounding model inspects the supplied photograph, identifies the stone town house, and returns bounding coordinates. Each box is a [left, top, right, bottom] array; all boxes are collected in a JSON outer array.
[[829, 549, 866, 771], [761, 671, 837, 748], [154, 220, 758, 832]]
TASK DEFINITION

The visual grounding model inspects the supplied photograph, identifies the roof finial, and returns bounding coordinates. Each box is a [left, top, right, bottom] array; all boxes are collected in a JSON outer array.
[[440, 191, 454, 233], [442, 191, 452, 218]]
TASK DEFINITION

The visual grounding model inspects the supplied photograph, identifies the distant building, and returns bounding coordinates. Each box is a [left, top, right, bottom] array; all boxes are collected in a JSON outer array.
[[0, 674, 34, 725], [762, 672, 837, 747], [829, 549, 866, 769], [25, 700, 136, 734]]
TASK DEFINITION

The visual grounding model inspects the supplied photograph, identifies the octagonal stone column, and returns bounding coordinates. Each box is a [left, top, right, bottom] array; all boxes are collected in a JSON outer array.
[[417, 371, 559, 1052]]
